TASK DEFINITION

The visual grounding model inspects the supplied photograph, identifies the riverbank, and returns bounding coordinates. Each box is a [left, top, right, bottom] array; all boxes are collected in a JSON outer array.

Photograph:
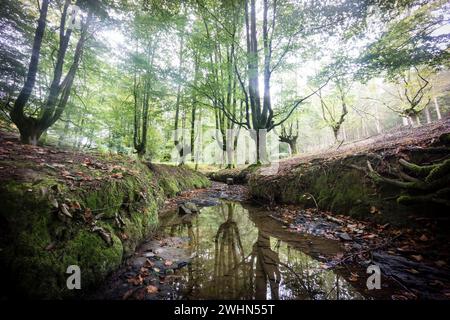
[[93, 182, 448, 300], [209, 120, 450, 299], [0, 131, 210, 299]]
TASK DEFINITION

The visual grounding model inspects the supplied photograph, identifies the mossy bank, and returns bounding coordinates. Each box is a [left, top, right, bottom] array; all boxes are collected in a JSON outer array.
[[0, 139, 210, 299], [247, 132, 450, 227]]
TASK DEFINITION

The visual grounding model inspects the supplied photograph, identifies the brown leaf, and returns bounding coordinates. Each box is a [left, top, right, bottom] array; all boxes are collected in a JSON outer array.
[[122, 289, 134, 300], [144, 259, 155, 268], [111, 172, 123, 179], [145, 285, 158, 294], [45, 242, 56, 251], [406, 268, 420, 274], [349, 272, 359, 282], [419, 234, 428, 241], [71, 201, 81, 211], [140, 267, 149, 277], [396, 246, 411, 252], [164, 260, 173, 267], [92, 226, 112, 245], [391, 294, 409, 300], [83, 208, 93, 223], [127, 274, 143, 286], [435, 260, 447, 267], [411, 255, 423, 262]]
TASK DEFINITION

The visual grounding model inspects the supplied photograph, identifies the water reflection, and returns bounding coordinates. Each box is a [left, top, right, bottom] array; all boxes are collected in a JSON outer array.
[[161, 201, 364, 300]]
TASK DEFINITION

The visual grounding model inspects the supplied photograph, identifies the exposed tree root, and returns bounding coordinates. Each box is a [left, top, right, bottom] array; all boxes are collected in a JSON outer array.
[[367, 157, 450, 207]]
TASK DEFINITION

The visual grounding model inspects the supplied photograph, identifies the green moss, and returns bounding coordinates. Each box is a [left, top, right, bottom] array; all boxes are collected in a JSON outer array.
[[61, 230, 123, 294], [210, 163, 262, 184], [0, 161, 210, 299]]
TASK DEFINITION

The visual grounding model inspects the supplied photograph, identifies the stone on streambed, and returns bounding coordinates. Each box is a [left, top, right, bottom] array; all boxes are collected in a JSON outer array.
[[140, 237, 192, 263], [178, 201, 199, 215], [338, 232, 352, 241], [190, 197, 220, 207], [131, 256, 149, 269]]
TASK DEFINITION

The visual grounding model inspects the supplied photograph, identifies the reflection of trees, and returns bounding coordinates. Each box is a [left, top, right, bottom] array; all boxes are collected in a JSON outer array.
[[251, 231, 281, 299], [212, 203, 253, 299], [162, 202, 361, 300], [278, 244, 349, 300]]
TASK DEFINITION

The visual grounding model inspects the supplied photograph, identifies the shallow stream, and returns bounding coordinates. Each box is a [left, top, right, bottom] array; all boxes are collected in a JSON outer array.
[[152, 200, 365, 299]]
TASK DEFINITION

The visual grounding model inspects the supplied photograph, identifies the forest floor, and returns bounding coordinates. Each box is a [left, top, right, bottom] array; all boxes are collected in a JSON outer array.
[[277, 117, 450, 174], [0, 130, 140, 186]]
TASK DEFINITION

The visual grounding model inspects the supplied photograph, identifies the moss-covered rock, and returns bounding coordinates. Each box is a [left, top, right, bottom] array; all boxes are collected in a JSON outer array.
[[152, 164, 211, 197], [0, 159, 209, 299], [209, 163, 261, 184]]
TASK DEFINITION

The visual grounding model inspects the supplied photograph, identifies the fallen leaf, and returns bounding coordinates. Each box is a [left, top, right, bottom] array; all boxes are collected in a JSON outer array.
[[145, 285, 158, 294], [140, 267, 149, 277], [391, 294, 408, 300], [349, 272, 359, 282], [435, 260, 447, 267], [430, 280, 444, 286], [144, 259, 155, 268], [50, 198, 59, 209], [83, 208, 93, 222], [396, 246, 412, 252], [111, 172, 123, 179], [60, 203, 73, 218], [411, 255, 423, 262], [45, 242, 56, 251], [92, 226, 112, 245], [127, 274, 143, 286], [71, 201, 81, 210], [122, 289, 134, 300], [419, 234, 428, 241], [164, 260, 173, 266], [406, 268, 420, 274]]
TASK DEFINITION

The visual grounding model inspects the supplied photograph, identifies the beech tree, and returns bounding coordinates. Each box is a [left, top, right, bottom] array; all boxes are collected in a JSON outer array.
[[8, 0, 105, 144]]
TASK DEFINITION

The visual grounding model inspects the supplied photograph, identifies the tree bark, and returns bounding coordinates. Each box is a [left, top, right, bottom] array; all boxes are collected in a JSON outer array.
[[11, 2, 91, 145], [10, 0, 49, 144], [174, 30, 185, 164], [434, 97, 442, 120], [424, 105, 431, 124]]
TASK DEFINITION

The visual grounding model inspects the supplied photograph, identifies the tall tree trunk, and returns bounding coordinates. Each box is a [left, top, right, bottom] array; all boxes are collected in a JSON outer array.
[[190, 57, 199, 164], [415, 114, 421, 126], [434, 97, 442, 120], [424, 105, 431, 124], [174, 31, 185, 164], [11, 3, 91, 145], [10, 0, 49, 144]]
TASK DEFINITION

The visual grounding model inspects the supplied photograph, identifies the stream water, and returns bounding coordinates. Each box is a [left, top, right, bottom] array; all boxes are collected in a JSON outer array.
[[94, 185, 448, 300], [152, 200, 365, 300]]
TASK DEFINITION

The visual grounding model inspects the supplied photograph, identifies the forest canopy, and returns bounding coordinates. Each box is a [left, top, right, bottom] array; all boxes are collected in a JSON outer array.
[[0, 0, 449, 166]]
